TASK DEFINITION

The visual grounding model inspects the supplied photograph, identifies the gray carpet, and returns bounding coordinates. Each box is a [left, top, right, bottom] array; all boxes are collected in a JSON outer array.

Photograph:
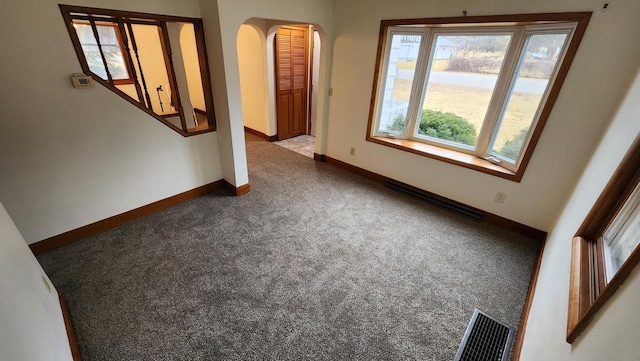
[[37, 133, 540, 361]]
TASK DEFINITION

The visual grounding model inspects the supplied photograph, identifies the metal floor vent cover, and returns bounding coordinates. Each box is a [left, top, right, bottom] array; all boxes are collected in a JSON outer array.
[[454, 309, 514, 361]]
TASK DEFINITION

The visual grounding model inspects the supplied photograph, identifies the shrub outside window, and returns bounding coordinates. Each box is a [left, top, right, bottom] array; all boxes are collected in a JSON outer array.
[[367, 13, 591, 181]]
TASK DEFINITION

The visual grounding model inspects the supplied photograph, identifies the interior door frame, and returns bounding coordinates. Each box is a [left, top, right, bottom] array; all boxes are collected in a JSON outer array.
[[307, 26, 315, 135], [274, 25, 310, 141]]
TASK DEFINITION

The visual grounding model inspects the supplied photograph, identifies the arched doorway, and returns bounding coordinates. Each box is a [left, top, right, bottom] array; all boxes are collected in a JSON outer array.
[[237, 19, 323, 158]]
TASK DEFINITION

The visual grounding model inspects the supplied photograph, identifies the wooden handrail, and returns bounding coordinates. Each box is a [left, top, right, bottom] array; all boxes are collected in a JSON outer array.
[[126, 20, 153, 111], [117, 17, 144, 104]]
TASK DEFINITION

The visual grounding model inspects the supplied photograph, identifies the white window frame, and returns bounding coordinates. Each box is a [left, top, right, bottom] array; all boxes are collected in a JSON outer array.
[[372, 22, 578, 173], [602, 180, 640, 282]]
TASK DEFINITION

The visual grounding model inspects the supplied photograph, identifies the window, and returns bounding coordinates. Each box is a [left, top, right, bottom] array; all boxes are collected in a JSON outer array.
[[73, 21, 134, 85], [567, 136, 640, 343], [60, 5, 216, 136], [367, 13, 591, 181]]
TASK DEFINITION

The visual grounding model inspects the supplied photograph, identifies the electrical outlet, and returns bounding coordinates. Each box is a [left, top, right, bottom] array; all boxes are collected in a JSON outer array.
[[350, 147, 355, 156], [328, 88, 334, 96], [495, 191, 506, 203]]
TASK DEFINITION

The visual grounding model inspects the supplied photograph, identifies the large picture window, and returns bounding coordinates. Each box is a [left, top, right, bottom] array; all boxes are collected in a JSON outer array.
[[367, 13, 591, 181]]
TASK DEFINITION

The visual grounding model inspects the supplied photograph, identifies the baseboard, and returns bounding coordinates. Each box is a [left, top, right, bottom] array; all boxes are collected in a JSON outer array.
[[315, 154, 546, 242], [223, 180, 251, 196], [244, 126, 277, 142], [481, 213, 547, 241], [512, 236, 547, 360], [323, 155, 388, 184], [29, 180, 225, 255], [59, 292, 82, 361]]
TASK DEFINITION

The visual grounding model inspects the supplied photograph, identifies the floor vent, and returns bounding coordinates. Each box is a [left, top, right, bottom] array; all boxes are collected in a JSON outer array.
[[455, 309, 514, 361], [385, 180, 483, 221]]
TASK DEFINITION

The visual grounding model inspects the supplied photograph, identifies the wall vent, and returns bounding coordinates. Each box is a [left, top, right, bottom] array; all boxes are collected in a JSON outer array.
[[385, 180, 484, 220], [454, 309, 514, 361]]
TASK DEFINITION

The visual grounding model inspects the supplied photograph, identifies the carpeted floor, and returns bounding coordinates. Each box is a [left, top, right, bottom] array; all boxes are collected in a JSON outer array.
[[37, 133, 540, 361]]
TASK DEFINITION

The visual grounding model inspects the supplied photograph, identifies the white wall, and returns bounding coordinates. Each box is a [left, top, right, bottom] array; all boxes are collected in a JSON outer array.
[[0, 201, 73, 361], [198, 0, 332, 186], [520, 69, 640, 360], [327, 0, 640, 231], [237, 23, 270, 135], [0, 0, 223, 244]]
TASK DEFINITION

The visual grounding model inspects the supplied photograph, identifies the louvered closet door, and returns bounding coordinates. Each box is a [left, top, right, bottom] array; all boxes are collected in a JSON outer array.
[[275, 26, 308, 140]]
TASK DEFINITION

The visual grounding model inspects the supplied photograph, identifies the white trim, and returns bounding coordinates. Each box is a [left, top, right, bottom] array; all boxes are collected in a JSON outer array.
[[602, 181, 640, 282], [406, 29, 434, 140], [489, 25, 577, 171], [372, 27, 429, 138]]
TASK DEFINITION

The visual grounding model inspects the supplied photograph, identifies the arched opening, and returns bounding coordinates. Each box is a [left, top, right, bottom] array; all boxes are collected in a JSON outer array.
[[237, 18, 323, 159], [237, 23, 269, 136]]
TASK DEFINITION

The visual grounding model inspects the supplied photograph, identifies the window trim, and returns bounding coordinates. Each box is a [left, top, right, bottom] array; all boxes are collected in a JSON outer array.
[[366, 12, 591, 182], [567, 135, 640, 343]]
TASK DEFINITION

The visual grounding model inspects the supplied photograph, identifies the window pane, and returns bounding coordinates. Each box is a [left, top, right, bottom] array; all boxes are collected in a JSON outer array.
[[603, 182, 640, 282], [377, 33, 422, 133], [490, 33, 568, 161], [74, 23, 130, 80], [417, 34, 511, 148]]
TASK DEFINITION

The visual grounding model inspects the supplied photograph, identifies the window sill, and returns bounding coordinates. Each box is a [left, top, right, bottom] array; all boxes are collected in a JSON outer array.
[[112, 79, 135, 86], [367, 135, 520, 181]]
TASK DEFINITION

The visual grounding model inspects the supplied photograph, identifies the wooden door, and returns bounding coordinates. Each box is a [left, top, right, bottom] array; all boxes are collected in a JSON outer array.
[[275, 26, 308, 140]]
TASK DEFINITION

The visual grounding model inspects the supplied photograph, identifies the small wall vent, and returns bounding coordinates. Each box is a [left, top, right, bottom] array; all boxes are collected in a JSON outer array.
[[454, 309, 514, 361]]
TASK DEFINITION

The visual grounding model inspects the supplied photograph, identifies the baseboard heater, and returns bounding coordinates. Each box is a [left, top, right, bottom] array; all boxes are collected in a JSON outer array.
[[454, 309, 515, 361], [385, 180, 483, 221]]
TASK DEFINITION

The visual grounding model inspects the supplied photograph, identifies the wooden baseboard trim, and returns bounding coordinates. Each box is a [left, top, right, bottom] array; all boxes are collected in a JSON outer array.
[[244, 126, 277, 142], [29, 180, 225, 255], [223, 180, 251, 196], [59, 292, 82, 361], [323, 155, 388, 184], [512, 236, 547, 360], [236, 184, 251, 196], [481, 213, 547, 241], [318, 155, 546, 242]]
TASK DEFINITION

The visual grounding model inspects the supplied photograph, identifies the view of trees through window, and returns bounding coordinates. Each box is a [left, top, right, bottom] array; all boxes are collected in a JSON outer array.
[[380, 30, 568, 161]]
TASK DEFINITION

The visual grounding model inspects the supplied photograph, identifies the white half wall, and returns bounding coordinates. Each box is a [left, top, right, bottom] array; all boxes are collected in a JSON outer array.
[[237, 23, 270, 135], [0, 201, 73, 361], [520, 69, 640, 360], [0, 0, 223, 244], [327, 0, 640, 231]]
